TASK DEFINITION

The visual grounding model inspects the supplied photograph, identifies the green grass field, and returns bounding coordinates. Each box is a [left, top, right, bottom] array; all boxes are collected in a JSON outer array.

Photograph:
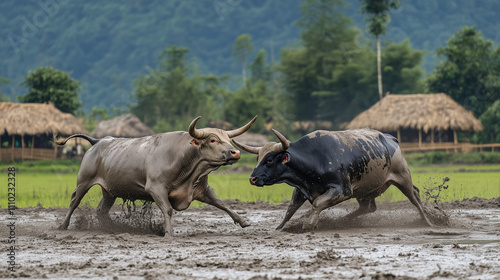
[[1, 161, 499, 208]]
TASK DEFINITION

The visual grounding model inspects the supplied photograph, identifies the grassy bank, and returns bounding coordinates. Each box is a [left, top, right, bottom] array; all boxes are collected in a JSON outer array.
[[1, 156, 499, 208], [404, 151, 500, 165]]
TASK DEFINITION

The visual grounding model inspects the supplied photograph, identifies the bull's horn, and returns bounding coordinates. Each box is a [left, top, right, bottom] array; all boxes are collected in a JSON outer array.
[[226, 115, 258, 138], [232, 139, 261, 154], [272, 129, 290, 151], [188, 116, 208, 139]]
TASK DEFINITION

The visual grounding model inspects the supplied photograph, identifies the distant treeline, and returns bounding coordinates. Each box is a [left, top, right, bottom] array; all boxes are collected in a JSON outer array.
[[1, 0, 500, 111]]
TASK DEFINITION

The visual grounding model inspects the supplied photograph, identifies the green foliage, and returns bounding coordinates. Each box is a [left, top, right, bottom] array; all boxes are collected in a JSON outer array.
[[3, 1, 500, 111], [280, 0, 424, 127], [225, 49, 274, 132], [359, 0, 400, 36], [81, 106, 111, 132], [0, 76, 10, 101], [475, 100, 500, 143], [427, 26, 500, 117], [0, 159, 81, 174], [382, 39, 425, 94], [18, 67, 82, 114], [132, 46, 225, 132], [404, 151, 500, 165], [232, 34, 254, 84], [281, 0, 361, 123]]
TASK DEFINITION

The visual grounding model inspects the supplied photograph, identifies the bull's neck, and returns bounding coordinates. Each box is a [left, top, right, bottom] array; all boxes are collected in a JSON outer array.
[[174, 147, 218, 187], [282, 145, 323, 189]]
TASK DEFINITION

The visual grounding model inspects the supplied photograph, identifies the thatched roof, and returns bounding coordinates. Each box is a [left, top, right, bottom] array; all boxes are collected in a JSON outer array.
[[92, 114, 154, 138], [0, 102, 88, 135], [346, 93, 483, 133]]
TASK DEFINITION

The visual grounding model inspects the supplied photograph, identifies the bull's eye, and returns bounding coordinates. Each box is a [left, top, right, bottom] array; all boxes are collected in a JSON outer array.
[[266, 158, 273, 164]]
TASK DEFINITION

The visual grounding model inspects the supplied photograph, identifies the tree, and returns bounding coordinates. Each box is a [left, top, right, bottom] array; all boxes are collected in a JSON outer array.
[[19, 67, 82, 114], [225, 49, 273, 132], [0, 77, 11, 101], [427, 26, 500, 117], [232, 34, 254, 85], [382, 39, 425, 94], [475, 100, 500, 143], [280, 0, 360, 122], [132, 46, 225, 132], [360, 0, 400, 100]]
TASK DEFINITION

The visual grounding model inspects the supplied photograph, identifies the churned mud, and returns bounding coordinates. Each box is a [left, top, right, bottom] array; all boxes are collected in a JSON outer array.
[[2, 198, 500, 280]]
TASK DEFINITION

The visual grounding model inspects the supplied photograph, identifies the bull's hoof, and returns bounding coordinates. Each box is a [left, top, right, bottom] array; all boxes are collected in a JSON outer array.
[[163, 233, 174, 239], [57, 225, 68, 230], [239, 220, 251, 228], [301, 222, 317, 232]]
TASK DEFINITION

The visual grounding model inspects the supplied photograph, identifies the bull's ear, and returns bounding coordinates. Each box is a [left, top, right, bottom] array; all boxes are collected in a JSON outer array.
[[282, 152, 290, 164], [191, 139, 201, 148]]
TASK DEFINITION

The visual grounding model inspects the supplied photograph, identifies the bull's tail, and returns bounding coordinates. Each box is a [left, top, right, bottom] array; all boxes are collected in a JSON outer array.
[[56, 134, 100, 146]]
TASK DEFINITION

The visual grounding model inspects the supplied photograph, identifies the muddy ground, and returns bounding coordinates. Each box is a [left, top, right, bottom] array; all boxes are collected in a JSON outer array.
[[3, 197, 500, 280]]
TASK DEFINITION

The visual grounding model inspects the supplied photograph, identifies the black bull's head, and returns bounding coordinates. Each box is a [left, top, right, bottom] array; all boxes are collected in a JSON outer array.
[[232, 129, 291, 186]]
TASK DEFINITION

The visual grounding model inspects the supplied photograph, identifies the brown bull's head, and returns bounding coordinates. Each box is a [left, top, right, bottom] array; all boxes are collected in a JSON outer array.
[[189, 116, 257, 166], [232, 129, 291, 186]]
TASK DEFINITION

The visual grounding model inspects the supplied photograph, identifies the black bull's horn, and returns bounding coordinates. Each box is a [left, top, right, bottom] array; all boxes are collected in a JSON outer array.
[[188, 115, 258, 139], [232, 128, 290, 154]]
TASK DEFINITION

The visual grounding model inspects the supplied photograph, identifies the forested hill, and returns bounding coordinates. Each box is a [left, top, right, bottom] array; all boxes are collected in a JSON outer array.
[[1, 0, 499, 112]]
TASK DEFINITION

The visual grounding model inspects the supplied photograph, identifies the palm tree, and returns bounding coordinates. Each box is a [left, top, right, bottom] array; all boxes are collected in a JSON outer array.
[[360, 0, 400, 99]]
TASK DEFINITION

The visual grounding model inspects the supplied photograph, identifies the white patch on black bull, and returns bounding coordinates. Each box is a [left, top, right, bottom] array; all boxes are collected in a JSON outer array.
[[57, 116, 257, 237], [233, 128, 433, 231]]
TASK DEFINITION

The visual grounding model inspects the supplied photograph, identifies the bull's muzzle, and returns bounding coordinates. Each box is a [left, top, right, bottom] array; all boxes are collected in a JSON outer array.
[[225, 149, 241, 164], [250, 176, 258, 185]]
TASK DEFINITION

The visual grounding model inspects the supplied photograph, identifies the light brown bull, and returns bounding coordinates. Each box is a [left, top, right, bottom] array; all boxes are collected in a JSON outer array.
[[58, 116, 257, 237]]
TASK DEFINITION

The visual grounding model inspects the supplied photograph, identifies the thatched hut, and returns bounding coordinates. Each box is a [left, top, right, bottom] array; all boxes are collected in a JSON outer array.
[[0, 102, 88, 161], [92, 114, 154, 138], [346, 93, 483, 148]]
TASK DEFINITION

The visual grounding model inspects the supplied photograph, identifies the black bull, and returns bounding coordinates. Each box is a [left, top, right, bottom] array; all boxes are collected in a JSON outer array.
[[57, 116, 257, 237], [233, 129, 433, 231]]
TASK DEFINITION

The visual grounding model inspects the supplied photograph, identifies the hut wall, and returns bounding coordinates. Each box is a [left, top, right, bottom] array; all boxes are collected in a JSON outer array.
[[0, 133, 60, 161], [398, 128, 454, 144], [1, 147, 56, 161]]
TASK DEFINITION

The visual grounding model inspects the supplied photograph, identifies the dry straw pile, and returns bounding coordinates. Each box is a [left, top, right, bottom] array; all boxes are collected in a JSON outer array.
[[92, 114, 154, 138]]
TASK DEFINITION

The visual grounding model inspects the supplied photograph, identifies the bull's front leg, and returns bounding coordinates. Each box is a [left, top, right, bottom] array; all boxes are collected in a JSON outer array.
[[145, 182, 174, 237], [304, 184, 348, 231], [276, 187, 307, 230], [196, 184, 251, 228]]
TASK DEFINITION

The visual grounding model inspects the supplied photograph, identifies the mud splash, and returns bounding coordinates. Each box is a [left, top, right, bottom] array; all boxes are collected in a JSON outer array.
[[72, 201, 163, 235]]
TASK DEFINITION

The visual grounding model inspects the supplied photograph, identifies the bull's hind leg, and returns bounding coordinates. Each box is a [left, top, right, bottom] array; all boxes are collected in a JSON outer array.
[[96, 187, 116, 225], [392, 179, 433, 226], [58, 180, 95, 230], [196, 184, 251, 228]]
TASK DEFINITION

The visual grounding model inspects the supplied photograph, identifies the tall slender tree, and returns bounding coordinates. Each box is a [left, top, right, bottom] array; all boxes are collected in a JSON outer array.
[[359, 0, 400, 99], [232, 34, 254, 85], [0, 77, 10, 101]]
